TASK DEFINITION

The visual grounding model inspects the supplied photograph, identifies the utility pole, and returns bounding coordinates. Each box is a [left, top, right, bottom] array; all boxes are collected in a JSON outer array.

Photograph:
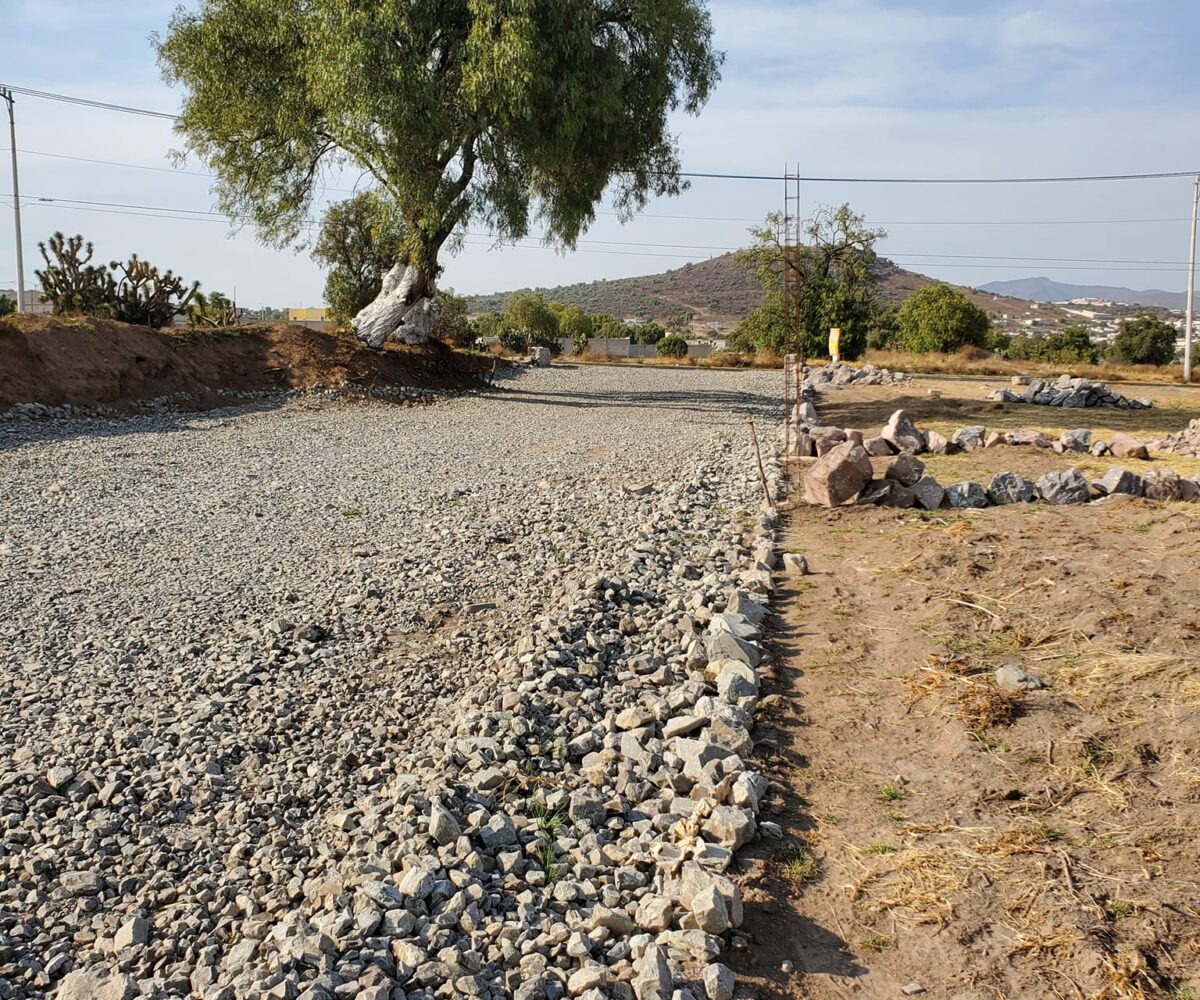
[[1185, 176, 1198, 383], [2, 87, 25, 314]]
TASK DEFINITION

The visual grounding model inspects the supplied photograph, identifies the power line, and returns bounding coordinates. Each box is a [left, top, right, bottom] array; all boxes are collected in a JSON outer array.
[[0, 84, 178, 121], [12, 192, 1194, 270], [3, 84, 1197, 185]]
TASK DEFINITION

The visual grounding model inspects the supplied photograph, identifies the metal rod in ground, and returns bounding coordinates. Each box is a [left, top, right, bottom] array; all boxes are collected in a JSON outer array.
[[1185, 176, 1198, 383], [747, 418, 773, 508]]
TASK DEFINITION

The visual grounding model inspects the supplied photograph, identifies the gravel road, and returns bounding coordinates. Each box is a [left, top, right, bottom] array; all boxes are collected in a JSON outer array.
[[0, 366, 782, 1000]]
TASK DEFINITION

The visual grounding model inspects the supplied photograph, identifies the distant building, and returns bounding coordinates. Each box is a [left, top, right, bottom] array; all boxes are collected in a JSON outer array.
[[0, 288, 52, 315], [287, 306, 329, 322]]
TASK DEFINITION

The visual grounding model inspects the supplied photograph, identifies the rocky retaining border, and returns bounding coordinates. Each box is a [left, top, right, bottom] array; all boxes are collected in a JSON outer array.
[[990, 374, 1152, 409], [791, 406, 1200, 509], [31, 432, 786, 1000]]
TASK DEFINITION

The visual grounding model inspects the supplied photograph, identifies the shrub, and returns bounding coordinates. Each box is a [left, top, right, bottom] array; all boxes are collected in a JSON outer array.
[[0, 294, 14, 317], [895, 282, 990, 353], [498, 328, 528, 354], [1106, 315, 1178, 366], [656, 334, 688, 358], [631, 322, 666, 345], [1006, 325, 1099, 366]]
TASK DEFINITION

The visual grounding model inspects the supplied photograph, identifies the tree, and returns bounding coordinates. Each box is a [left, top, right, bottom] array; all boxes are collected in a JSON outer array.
[[505, 292, 560, 352], [189, 289, 240, 327], [1106, 315, 1178, 366], [895, 282, 990, 354], [312, 192, 407, 327], [0, 294, 15, 318], [630, 322, 666, 345], [157, 1, 722, 349], [556, 305, 594, 354], [656, 334, 688, 357], [430, 288, 473, 347], [737, 204, 885, 360], [1006, 325, 1099, 366]]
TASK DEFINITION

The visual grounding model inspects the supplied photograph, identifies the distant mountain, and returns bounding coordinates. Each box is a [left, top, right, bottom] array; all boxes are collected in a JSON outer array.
[[979, 276, 1185, 310], [466, 253, 1060, 328]]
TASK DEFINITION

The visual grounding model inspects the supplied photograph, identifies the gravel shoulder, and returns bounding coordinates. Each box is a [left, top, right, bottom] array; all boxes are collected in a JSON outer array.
[[1, 365, 783, 1000]]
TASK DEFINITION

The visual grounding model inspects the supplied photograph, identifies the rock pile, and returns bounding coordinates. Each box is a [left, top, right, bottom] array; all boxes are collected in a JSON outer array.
[[1148, 418, 1200, 457], [990, 375, 1152, 409], [0, 367, 786, 1000], [801, 363, 910, 393]]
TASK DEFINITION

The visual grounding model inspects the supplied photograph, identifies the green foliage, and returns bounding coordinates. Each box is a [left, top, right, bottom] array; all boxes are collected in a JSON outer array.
[[656, 334, 688, 357], [430, 288, 473, 347], [498, 328, 528, 353], [0, 294, 14, 317], [35, 232, 200, 329], [157, 0, 722, 303], [592, 315, 629, 341], [867, 301, 899, 351], [555, 305, 594, 354], [1106, 315, 1178, 366], [665, 309, 693, 335], [505, 292, 561, 353], [895, 282, 990, 353], [312, 192, 407, 326], [630, 322, 666, 345], [1005, 325, 1099, 365], [737, 204, 884, 360], [188, 289, 239, 328]]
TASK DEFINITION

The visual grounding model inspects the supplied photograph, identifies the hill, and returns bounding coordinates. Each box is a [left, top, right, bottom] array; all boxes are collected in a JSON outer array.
[[979, 276, 1185, 309], [465, 254, 1064, 330]]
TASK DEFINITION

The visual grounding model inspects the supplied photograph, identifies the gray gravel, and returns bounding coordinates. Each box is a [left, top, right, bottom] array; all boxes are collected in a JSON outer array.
[[0, 366, 783, 1000]]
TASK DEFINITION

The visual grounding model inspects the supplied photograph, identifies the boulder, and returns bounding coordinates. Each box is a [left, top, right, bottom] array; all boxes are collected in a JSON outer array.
[[987, 472, 1036, 505], [884, 453, 925, 487], [1110, 433, 1150, 460], [910, 475, 945, 510], [1059, 428, 1092, 452], [944, 482, 989, 509], [702, 964, 737, 1000], [922, 429, 950, 454], [529, 346, 552, 368], [950, 425, 986, 450], [882, 410, 925, 454], [1007, 429, 1052, 448], [1095, 466, 1143, 497], [1036, 468, 1090, 504], [857, 479, 916, 508], [1142, 469, 1182, 501], [802, 442, 873, 508], [631, 946, 673, 1000], [810, 426, 848, 456], [864, 435, 894, 456]]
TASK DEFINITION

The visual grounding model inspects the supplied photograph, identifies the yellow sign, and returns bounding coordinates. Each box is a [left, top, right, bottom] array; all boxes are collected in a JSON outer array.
[[829, 327, 842, 363]]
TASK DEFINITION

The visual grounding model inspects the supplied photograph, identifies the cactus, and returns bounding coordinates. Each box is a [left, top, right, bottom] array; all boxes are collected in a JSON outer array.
[[33, 233, 201, 329], [107, 256, 200, 329], [34, 232, 110, 316], [188, 290, 240, 328]]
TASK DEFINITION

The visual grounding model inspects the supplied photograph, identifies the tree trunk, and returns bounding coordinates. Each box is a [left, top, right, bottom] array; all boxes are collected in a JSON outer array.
[[352, 262, 440, 350]]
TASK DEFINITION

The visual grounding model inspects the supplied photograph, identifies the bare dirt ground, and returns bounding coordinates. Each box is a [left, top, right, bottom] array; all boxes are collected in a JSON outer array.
[[729, 382, 1200, 1000], [0, 316, 488, 408]]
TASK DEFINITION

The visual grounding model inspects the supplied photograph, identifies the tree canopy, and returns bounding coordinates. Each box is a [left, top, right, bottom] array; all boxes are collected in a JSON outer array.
[[1106, 315, 1178, 366], [894, 282, 990, 354], [312, 192, 407, 326], [157, 0, 722, 345], [733, 204, 885, 361]]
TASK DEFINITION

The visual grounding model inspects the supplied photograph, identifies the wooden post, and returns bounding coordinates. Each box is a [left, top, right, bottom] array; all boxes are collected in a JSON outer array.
[[748, 418, 773, 508]]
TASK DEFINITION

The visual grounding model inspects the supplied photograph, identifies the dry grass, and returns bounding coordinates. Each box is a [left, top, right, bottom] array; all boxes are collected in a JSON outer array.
[[863, 348, 1186, 385]]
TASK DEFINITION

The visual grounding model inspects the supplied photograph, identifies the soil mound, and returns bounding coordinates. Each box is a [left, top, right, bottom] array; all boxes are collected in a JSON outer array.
[[0, 316, 487, 409]]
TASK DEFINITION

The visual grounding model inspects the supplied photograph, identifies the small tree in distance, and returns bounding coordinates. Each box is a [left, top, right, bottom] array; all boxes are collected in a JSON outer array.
[[894, 282, 990, 354], [656, 334, 688, 358], [735, 204, 885, 360], [1106, 315, 1178, 366], [312, 192, 407, 328]]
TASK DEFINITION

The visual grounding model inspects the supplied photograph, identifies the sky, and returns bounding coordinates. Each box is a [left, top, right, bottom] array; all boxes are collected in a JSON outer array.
[[2, 0, 1200, 308]]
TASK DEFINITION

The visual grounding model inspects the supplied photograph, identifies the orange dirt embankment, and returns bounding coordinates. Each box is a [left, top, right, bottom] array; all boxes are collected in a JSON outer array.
[[0, 316, 488, 409]]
